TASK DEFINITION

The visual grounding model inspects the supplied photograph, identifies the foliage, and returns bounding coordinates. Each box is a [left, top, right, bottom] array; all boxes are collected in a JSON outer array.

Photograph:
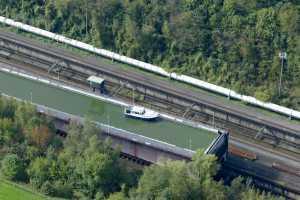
[[0, 96, 283, 199], [240, 188, 282, 200], [1, 154, 26, 181], [129, 151, 282, 200], [0, 96, 136, 199], [1, 0, 300, 109], [107, 192, 128, 200], [226, 177, 283, 200]]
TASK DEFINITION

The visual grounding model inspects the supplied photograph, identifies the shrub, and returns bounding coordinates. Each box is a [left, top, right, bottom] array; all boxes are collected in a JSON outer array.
[[1, 154, 27, 181]]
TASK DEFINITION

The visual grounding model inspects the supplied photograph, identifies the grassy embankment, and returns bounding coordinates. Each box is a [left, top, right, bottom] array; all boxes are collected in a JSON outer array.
[[0, 179, 63, 200]]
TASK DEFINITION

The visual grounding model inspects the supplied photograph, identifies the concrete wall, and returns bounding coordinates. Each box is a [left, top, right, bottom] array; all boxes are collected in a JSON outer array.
[[52, 116, 228, 164], [50, 110, 195, 163]]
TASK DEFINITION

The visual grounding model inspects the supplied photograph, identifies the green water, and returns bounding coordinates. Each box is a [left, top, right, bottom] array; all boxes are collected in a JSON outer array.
[[0, 71, 217, 150]]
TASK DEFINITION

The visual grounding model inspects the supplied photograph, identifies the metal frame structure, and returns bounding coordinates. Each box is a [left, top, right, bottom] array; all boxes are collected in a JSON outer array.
[[0, 16, 299, 120]]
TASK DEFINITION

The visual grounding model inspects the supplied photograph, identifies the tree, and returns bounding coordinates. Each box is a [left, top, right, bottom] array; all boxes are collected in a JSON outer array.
[[0, 2, 298, 199], [27, 157, 51, 188], [29, 125, 53, 149], [278, 3, 300, 35], [108, 192, 128, 200], [4, 0, 300, 108], [0, 118, 21, 146], [131, 151, 226, 200], [73, 135, 124, 198], [256, 8, 277, 41], [14, 102, 36, 131], [240, 188, 284, 200], [0, 98, 17, 119], [92, 0, 123, 48], [226, 177, 245, 200], [1, 154, 26, 181]]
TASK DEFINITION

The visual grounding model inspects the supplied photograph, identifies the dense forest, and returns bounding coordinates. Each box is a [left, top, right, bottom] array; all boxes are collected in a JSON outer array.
[[1, 0, 299, 109], [0, 96, 282, 199]]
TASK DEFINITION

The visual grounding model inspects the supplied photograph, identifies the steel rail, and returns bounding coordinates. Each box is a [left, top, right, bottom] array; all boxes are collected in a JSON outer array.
[[0, 31, 299, 140], [1, 16, 299, 120], [223, 158, 300, 199], [1, 55, 299, 154], [1, 54, 300, 198]]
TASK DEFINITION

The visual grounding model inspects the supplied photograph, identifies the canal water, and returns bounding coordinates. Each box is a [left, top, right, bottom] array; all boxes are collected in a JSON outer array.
[[0, 71, 217, 150]]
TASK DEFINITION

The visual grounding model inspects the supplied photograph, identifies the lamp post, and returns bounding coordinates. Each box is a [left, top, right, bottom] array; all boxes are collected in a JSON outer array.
[[106, 112, 110, 134], [278, 52, 287, 96]]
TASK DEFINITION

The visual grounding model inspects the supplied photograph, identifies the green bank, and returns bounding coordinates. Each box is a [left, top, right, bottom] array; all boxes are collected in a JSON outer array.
[[0, 180, 61, 200]]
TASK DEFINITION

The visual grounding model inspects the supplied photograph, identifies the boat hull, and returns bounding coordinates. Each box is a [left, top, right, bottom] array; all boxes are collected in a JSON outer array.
[[124, 113, 159, 121]]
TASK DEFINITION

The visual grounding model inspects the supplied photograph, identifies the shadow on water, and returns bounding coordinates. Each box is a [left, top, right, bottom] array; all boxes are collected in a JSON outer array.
[[122, 111, 164, 122]]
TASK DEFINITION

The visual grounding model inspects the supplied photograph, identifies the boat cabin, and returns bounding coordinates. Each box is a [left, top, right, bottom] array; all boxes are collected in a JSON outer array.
[[124, 106, 159, 120], [126, 106, 145, 115]]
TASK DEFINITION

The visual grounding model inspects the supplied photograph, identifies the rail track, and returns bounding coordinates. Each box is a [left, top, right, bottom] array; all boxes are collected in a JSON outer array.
[[0, 50, 299, 158], [222, 155, 300, 199], [0, 27, 300, 175], [120, 152, 300, 199], [0, 49, 300, 199], [0, 30, 299, 146], [0, 54, 295, 154], [0, 30, 299, 152], [0, 28, 299, 198]]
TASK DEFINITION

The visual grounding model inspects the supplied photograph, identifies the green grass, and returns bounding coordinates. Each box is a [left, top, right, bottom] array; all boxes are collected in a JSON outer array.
[[0, 179, 61, 200]]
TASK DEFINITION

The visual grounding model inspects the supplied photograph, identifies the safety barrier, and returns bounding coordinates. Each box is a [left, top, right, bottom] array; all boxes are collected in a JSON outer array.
[[0, 62, 217, 133]]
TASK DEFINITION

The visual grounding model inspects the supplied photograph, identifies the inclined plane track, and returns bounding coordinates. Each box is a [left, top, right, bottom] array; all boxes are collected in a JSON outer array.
[[1, 56, 299, 162], [0, 30, 299, 139], [0, 31, 300, 198]]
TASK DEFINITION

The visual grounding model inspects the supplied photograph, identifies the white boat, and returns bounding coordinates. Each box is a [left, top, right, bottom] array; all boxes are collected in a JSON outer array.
[[124, 106, 159, 120]]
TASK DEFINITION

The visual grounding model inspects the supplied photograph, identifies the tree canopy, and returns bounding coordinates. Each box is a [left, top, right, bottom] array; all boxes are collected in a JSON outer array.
[[0, 96, 283, 199], [1, 0, 299, 108]]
